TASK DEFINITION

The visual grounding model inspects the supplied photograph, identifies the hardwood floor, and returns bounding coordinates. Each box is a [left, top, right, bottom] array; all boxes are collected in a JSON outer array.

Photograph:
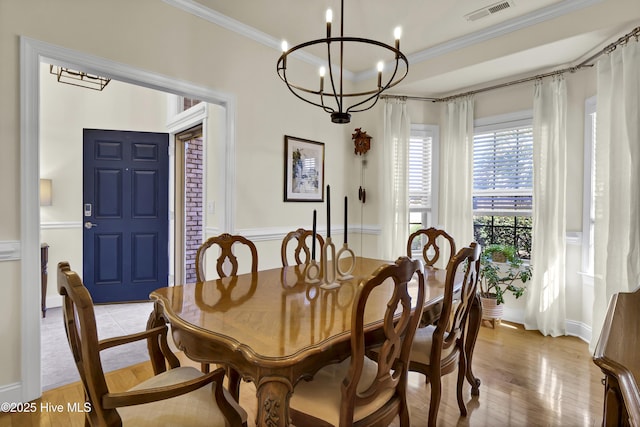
[[0, 322, 604, 426]]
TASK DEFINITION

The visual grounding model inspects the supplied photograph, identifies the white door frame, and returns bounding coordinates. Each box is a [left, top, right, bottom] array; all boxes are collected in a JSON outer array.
[[18, 36, 236, 401]]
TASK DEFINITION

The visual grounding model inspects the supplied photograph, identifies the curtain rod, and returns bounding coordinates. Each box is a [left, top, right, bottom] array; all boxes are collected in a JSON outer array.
[[382, 25, 640, 103]]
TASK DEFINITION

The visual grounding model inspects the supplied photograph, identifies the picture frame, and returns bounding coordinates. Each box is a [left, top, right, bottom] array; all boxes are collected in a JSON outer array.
[[284, 135, 325, 202]]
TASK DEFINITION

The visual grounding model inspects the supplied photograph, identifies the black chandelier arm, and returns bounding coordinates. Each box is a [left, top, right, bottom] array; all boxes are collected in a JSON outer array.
[[347, 54, 408, 113], [278, 43, 407, 98], [277, 35, 409, 122], [346, 56, 404, 113], [277, 62, 337, 113], [325, 40, 343, 114]]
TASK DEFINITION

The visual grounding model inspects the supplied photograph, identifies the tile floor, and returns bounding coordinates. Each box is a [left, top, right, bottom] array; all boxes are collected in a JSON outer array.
[[41, 302, 155, 391]]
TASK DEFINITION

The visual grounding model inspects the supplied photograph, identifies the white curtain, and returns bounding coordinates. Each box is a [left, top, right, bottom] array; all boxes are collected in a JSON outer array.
[[524, 76, 567, 336], [439, 96, 474, 251], [381, 98, 410, 261], [590, 38, 640, 352]]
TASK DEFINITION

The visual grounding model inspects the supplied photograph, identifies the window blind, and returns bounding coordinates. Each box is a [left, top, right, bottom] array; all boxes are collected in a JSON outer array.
[[409, 131, 432, 211], [473, 125, 533, 215]]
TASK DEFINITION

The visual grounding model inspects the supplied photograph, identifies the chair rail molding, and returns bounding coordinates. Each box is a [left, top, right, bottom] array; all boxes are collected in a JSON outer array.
[[232, 224, 382, 243], [40, 221, 83, 230], [0, 241, 20, 261]]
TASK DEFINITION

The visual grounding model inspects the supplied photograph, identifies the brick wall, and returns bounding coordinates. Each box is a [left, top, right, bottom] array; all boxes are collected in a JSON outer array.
[[184, 137, 203, 283]]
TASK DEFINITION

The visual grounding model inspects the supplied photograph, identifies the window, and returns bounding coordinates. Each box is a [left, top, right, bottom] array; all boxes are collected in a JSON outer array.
[[582, 96, 596, 276], [473, 112, 533, 258], [408, 124, 439, 253], [182, 97, 202, 111]]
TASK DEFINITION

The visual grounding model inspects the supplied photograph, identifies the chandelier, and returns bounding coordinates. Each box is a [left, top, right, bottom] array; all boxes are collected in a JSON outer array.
[[276, 0, 408, 124]]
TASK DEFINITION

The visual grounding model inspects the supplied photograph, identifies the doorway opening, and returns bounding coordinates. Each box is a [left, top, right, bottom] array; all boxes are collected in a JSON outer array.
[[21, 36, 236, 401]]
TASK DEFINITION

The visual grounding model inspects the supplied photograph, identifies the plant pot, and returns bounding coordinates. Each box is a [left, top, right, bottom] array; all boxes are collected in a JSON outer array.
[[491, 253, 507, 263], [480, 295, 504, 321]]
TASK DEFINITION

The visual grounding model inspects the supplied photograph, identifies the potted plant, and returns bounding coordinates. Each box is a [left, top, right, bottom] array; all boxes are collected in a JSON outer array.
[[479, 244, 533, 323]]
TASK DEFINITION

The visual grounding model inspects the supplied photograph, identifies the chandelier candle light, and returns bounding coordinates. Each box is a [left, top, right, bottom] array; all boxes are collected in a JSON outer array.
[[277, 0, 409, 124]]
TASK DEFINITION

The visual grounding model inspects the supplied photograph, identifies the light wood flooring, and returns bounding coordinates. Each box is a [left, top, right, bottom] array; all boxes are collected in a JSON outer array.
[[0, 321, 604, 426]]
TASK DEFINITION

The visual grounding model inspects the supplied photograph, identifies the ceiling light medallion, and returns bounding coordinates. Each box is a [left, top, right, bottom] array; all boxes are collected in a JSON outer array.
[[277, 0, 409, 124]]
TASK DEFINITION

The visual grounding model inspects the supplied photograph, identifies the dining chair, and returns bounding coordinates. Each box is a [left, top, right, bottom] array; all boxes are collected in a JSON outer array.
[[280, 227, 325, 266], [288, 256, 426, 427], [194, 233, 258, 391], [195, 233, 258, 282], [407, 227, 456, 268], [56, 261, 247, 427], [405, 242, 481, 427]]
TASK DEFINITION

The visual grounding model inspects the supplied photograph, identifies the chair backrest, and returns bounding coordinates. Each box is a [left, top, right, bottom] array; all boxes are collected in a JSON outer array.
[[340, 256, 425, 426], [57, 261, 122, 425], [280, 228, 325, 267], [195, 233, 258, 281], [431, 242, 481, 366], [407, 227, 456, 268], [594, 286, 640, 426]]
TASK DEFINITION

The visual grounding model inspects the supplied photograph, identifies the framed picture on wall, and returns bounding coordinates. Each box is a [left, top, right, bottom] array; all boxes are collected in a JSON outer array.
[[284, 135, 325, 202]]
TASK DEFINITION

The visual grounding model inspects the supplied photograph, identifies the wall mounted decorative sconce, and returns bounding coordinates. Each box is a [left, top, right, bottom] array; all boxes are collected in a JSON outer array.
[[40, 179, 52, 206]]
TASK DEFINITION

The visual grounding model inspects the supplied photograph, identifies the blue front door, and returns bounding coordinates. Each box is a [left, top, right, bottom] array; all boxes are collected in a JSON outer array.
[[83, 129, 169, 303]]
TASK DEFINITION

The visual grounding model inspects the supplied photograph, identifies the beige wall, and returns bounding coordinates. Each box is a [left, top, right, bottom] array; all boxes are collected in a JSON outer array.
[[0, 0, 601, 396], [0, 0, 353, 391]]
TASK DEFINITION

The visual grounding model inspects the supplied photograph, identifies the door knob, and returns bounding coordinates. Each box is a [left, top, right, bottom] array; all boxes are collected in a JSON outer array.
[[84, 221, 98, 229]]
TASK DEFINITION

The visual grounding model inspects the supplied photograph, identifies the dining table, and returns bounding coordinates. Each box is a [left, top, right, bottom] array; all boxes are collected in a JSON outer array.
[[147, 257, 482, 427]]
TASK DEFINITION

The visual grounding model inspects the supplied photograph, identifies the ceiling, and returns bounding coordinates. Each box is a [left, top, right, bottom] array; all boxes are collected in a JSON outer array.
[[172, 0, 640, 97]]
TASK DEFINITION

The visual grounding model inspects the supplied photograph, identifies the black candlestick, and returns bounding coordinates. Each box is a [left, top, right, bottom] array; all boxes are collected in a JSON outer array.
[[326, 185, 331, 238], [344, 196, 348, 244], [312, 209, 317, 260]]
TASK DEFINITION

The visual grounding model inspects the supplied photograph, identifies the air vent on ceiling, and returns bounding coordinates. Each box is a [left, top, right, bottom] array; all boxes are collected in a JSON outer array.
[[465, 0, 514, 22]]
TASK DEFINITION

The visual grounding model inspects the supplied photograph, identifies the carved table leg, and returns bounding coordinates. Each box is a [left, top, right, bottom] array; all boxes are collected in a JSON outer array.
[[465, 293, 482, 396], [255, 377, 293, 427]]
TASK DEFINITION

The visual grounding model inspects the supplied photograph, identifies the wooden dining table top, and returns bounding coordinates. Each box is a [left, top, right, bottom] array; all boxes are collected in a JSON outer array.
[[150, 256, 450, 363]]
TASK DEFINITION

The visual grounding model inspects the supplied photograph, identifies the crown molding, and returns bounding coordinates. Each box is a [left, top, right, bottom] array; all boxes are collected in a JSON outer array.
[[409, 0, 602, 65], [358, 0, 603, 82], [162, 0, 351, 81], [163, 0, 601, 84]]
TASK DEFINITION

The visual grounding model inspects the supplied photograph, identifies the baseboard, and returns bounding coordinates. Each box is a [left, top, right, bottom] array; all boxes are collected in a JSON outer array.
[[46, 294, 62, 310], [502, 306, 525, 324], [565, 319, 592, 343], [499, 307, 592, 343], [0, 382, 23, 405]]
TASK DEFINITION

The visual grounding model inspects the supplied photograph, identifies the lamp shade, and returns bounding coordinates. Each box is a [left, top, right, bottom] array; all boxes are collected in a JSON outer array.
[[40, 179, 52, 206]]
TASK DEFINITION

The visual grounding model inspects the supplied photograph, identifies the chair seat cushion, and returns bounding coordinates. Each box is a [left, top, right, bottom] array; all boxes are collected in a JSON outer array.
[[118, 366, 247, 427], [409, 325, 456, 365], [289, 356, 395, 426]]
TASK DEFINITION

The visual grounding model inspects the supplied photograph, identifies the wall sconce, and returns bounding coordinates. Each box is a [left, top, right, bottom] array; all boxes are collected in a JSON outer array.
[[40, 179, 52, 206]]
